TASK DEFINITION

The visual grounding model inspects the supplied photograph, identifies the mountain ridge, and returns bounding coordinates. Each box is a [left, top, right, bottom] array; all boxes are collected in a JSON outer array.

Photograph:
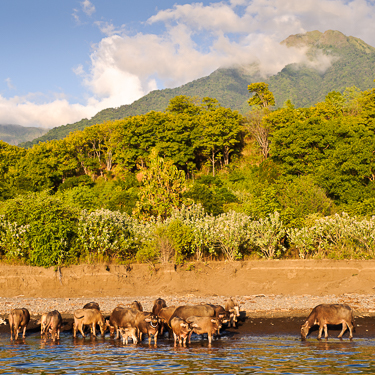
[[0, 124, 48, 146], [20, 29, 375, 148]]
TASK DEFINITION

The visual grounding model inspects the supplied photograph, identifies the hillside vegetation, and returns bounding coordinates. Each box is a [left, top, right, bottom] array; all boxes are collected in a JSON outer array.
[[1, 79, 375, 267], [0, 124, 47, 146], [21, 30, 375, 147]]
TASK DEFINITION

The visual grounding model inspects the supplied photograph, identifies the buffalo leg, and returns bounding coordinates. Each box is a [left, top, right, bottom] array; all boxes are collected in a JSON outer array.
[[324, 324, 328, 339], [79, 323, 85, 338], [318, 325, 323, 339], [338, 321, 347, 338]]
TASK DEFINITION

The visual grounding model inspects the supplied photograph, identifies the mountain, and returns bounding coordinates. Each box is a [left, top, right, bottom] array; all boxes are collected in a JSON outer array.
[[0, 124, 48, 146], [21, 30, 375, 148]]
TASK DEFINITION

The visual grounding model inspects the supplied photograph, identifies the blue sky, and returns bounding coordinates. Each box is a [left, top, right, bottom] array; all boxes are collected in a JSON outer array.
[[1, 0, 375, 128]]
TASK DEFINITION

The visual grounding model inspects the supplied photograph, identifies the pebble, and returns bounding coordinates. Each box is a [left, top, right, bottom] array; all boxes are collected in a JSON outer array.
[[0, 293, 374, 316]]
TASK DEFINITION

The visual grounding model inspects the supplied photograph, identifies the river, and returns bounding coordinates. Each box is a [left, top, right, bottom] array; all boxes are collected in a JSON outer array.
[[1, 325, 374, 374]]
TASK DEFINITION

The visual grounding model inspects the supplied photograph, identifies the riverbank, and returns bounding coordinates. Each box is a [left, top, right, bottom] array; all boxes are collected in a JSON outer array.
[[1, 259, 375, 298], [1, 259, 375, 321]]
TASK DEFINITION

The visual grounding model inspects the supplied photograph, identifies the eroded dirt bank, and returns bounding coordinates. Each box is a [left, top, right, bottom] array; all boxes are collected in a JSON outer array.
[[1, 259, 375, 298]]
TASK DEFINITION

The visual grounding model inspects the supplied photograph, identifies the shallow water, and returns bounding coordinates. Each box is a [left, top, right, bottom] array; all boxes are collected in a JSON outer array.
[[1, 330, 374, 374]]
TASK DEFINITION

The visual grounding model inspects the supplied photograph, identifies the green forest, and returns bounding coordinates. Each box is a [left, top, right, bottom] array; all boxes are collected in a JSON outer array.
[[1, 82, 375, 267]]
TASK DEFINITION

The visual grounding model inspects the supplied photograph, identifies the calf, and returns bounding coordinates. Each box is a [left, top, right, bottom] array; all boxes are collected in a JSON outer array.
[[170, 317, 192, 346], [119, 326, 138, 345], [301, 304, 355, 340], [9, 308, 30, 340], [225, 298, 240, 328], [186, 316, 222, 344], [42, 310, 62, 341], [73, 308, 106, 338]]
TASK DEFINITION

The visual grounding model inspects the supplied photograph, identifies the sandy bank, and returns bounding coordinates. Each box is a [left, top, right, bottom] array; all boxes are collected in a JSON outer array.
[[1, 259, 375, 298]]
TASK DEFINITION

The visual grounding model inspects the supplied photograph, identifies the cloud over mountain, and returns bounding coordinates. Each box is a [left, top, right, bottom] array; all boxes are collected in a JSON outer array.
[[2, 0, 375, 128]]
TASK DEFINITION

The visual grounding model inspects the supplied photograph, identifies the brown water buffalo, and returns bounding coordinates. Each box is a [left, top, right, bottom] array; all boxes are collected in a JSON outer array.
[[38, 313, 48, 335], [130, 301, 143, 311], [9, 308, 30, 340], [152, 298, 167, 316], [83, 302, 100, 311], [107, 307, 138, 339], [108, 307, 158, 343], [119, 326, 138, 345], [73, 308, 106, 338], [135, 312, 160, 344], [157, 306, 176, 337], [225, 298, 240, 328], [169, 305, 215, 324], [42, 310, 62, 341], [186, 316, 222, 344], [170, 317, 192, 346], [301, 304, 355, 340]]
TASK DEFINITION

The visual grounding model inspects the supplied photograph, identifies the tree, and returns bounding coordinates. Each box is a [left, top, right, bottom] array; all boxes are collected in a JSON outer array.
[[248, 82, 275, 108], [245, 108, 271, 160], [194, 107, 242, 176], [134, 150, 186, 220], [166, 95, 201, 116]]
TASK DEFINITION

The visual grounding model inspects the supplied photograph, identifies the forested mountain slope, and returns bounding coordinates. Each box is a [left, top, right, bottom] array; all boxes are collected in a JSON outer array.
[[0, 124, 47, 146], [21, 30, 375, 148]]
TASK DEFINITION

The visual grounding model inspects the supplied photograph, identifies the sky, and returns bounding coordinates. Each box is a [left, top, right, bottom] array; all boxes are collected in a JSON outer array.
[[1, 0, 375, 129]]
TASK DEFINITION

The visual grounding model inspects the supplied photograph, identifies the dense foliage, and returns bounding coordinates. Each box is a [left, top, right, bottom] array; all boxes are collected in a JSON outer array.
[[1, 77, 375, 267]]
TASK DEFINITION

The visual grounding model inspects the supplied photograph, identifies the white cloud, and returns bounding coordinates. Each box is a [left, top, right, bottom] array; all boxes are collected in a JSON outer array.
[[81, 0, 95, 17], [2, 0, 375, 129], [0, 94, 98, 128]]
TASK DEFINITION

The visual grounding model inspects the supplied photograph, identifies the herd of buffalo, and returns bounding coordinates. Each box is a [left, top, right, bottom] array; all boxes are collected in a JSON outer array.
[[1, 300, 356, 344]]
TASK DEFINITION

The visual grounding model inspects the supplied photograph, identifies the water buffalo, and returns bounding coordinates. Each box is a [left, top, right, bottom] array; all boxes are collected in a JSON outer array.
[[9, 308, 30, 340], [157, 306, 176, 337], [42, 310, 62, 341], [186, 316, 222, 344], [108, 307, 158, 343], [73, 308, 106, 338], [206, 304, 230, 334], [83, 302, 100, 311], [152, 298, 167, 316], [38, 313, 48, 335], [135, 312, 160, 344], [169, 305, 216, 324], [301, 304, 355, 340], [170, 317, 192, 346], [225, 298, 240, 328], [130, 301, 143, 311], [107, 307, 138, 339]]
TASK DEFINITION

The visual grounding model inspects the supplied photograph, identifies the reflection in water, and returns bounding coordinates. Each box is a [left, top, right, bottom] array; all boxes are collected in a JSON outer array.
[[0, 333, 374, 374]]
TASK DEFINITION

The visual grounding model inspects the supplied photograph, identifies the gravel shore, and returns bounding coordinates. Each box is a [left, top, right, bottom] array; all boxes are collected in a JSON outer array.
[[1, 293, 374, 318]]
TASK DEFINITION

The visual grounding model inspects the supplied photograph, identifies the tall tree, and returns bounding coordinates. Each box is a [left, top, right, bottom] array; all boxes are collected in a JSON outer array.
[[194, 107, 242, 176], [134, 149, 186, 220], [248, 82, 275, 108]]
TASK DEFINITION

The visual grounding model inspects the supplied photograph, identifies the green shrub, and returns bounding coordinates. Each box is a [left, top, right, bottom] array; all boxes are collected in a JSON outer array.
[[0, 191, 79, 267], [76, 209, 136, 261]]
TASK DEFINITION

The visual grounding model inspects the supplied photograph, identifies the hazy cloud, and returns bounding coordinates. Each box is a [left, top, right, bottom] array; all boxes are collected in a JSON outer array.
[[5, 78, 16, 90]]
